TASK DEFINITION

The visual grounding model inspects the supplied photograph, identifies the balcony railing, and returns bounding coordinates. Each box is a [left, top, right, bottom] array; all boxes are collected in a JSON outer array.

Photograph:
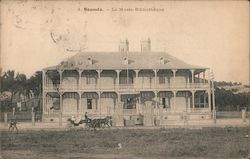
[[174, 83, 210, 89], [45, 84, 60, 90], [118, 84, 135, 90], [187, 108, 210, 113], [123, 109, 137, 115], [44, 82, 210, 91], [61, 84, 78, 90], [80, 84, 98, 90]]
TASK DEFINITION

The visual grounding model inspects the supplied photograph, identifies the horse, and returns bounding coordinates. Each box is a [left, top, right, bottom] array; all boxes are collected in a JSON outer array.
[[68, 116, 112, 129], [90, 116, 112, 128], [98, 116, 112, 128]]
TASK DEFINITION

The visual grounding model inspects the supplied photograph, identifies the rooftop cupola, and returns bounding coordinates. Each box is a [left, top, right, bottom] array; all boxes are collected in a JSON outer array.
[[119, 39, 129, 52], [141, 38, 151, 52]]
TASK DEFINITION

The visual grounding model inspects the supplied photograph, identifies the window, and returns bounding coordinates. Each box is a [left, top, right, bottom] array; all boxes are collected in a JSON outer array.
[[87, 99, 92, 109], [159, 76, 165, 84], [124, 97, 136, 109], [161, 98, 169, 108], [162, 98, 166, 108], [120, 76, 133, 84], [86, 76, 96, 85]]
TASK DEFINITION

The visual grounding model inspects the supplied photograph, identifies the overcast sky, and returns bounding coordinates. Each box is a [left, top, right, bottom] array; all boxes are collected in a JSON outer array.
[[1, 1, 249, 84]]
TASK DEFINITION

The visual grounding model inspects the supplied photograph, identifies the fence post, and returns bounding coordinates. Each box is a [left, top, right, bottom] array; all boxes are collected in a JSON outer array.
[[159, 105, 163, 126], [32, 112, 35, 126], [59, 112, 62, 126], [4, 113, 8, 127], [242, 108, 246, 122], [31, 107, 35, 126], [213, 110, 216, 124], [12, 107, 15, 116]]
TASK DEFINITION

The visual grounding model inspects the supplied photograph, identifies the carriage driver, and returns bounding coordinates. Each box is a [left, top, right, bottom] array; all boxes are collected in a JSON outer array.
[[85, 112, 90, 122]]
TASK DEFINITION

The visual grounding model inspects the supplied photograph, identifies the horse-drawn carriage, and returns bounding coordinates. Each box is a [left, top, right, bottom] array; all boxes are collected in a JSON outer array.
[[67, 116, 112, 129]]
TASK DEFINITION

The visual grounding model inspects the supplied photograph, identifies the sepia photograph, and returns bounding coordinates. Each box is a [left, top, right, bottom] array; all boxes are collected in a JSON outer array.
[[0, 0, 249, 159]]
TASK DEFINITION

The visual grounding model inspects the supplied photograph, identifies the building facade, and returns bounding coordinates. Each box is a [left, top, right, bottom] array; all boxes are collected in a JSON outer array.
[[42, 39, 215, 126]]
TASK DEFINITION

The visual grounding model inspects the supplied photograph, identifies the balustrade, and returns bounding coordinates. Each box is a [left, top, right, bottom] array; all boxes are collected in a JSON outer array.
[[123, 109, 137, 115], [187, 108, 210, 113], [44, 77, 209, 91]]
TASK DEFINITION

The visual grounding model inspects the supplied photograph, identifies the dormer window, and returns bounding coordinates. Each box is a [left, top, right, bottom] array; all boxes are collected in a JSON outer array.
[[68, 61, 75, 67], [87, 57, 93, 65], [78, 60, 83, 65], [123, 57, 128, 65], [160, 57, 165, 64]]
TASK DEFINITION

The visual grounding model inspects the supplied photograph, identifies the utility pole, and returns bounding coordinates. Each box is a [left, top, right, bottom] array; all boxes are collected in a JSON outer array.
[[210, 70, 216, 123]]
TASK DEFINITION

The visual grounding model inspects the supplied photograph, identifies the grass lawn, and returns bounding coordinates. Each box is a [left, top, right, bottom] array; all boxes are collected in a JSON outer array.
[[1, 127, 250, 159]]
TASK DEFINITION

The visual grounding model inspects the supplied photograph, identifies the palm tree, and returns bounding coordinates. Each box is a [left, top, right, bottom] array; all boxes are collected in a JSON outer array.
[[28, 71, 42, 98], [1, 70, 16, 111], [15, 73, 32, 110], [26, 71, 43, 112], [1, 70, 18, 109]]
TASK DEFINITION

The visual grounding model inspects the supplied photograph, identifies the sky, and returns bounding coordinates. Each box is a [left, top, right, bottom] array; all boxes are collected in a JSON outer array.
[[1, 1, 249, 84]]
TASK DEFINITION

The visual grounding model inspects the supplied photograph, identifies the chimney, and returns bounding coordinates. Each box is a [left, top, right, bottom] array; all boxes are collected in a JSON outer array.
[[119, 39, 129, 52], [141, 38, 151, 52]]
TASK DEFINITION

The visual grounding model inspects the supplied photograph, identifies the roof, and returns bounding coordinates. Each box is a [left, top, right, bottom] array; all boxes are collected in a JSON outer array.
[[44, 52, 208, 71]]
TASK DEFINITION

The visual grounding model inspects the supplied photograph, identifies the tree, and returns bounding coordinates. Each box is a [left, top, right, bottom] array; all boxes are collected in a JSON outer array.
[[28, 71, 42, 98], [1, 70, 38, 111]]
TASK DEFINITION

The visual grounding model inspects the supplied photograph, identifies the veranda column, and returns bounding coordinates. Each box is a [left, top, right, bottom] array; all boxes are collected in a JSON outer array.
[[211, 79, 216, 121], [186, 95, 190, 112], [172, 69, 177, 87], [154, 69, 159, 117], [78, 92, 82, 115], [172, 69, 177, 111], [42, 70, 46, 115], [192, 91, 195, 111], [44, 70, 47, 88], [115, 70, 121, 117], [42, 70, 46, 90], [198, 92, 201, 108], [97, 70, 102, 89], [78, 70, 83, 90], [154, 91, 159, 118], [203, 71, 206, 83], [173, 91, 176, 111], [208, 80, 211, 112], [60, 92, 63, 115], [135, 69, 139, 89], [154, 69, 158, 90], [59, 70, 63, 89], [43, 92, 46, 115], [116, 70, 121, 89], [46, 94, 48, 114], [191, 69, 194, 84], [97, 70, 102, 115], [45, 71, 48, 88], [203, 91, 206, 108]]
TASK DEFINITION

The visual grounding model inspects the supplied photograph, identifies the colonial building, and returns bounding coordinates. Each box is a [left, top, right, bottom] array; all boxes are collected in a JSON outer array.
[[42, 39, 215, 126]]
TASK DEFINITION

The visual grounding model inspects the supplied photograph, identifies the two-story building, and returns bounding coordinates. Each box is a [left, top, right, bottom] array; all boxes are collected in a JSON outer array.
[[42, 39, 215, 126]]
